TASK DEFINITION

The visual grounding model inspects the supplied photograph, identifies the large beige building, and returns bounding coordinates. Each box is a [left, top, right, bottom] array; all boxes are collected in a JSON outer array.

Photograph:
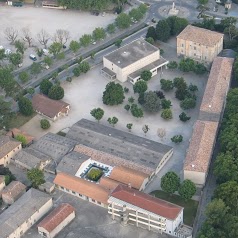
[[177, 25, 224, 63], [101, 38, 168, 83]]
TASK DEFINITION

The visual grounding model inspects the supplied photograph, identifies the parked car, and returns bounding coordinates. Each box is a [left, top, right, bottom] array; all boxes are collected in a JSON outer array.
[[5, 49, 12, 55], [29, 54, 37, 61], [43, 49, 49, 56], [92, 41, 96, 45], [62, 45, 67, 49]]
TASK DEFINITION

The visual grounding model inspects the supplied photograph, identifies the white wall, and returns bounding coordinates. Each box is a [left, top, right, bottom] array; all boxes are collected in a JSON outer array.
[[184, 170, 206, 186]]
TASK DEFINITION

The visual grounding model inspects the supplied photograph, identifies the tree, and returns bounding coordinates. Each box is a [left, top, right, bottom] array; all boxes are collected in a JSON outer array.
[[160, 79, 174, 91], [178, 179, 196, 201], [15, 134, 27, 147], [0, 67, 16, 96], [146, 26, 157, 40], [43, 56, 53, 67], [106, 23, 116, 34], [143, 91, 160, 113], [167, 16, 188, 36], [40, 119, 51, 129], [180, 98, 196, 110], [131, 104, 144, 118], [156, 20, 171, 42], [188, 84, 198, 92], [146, 37, 154, 45], [0, 49, 5, 62], [19, 71, 29, 83], [21, 27, 33, 47], [108, 116, 118, 127], [53, 29, 70, 45], [49, 42, 62, 57], [124, 104, 130, 111], [128, 97, 135, 104], [102, 82, 125, 105], [115, 13, 131, 29], [161, 108, 173, 120], [57, 52, 65, 60], [92, 27, 106, 41], [138, 93, 145, 105], [140, 70, 152, 81], [4, 27, 18, 44], [167, 61, 178, 69], [30, 62, 42, 75], [9, 53, 22, 67], [79, 34, 92, 47], [37, 29, 51, 48], [161, 171, 180, 195], [18, 97, 33, 116], [138, 3, 147, 15], [171, 135, 183, 144], [124, 87, 129, 93], [48, 85, 64, 100], [126, 123, 133, 132], [115, 39, 122, 48], [69, 40, 80, 54], [27, 87, 35, 95], [27, 168, 45, 188], [198, 0, 208, 4], [73, 67, 81, 77], [40, 79, 53, 95], [0, 167, 15, 185], [79, 61, 90, 73], [161, 99, 172, 109], [154, 90, 165, 99], [194, 63, 207, 74], [90, 108, 104, 122], [142, 124, 149, 136], [179, 112, 191, 122], [133, 80, 147, 94], [36, 48, 44, 58], [179, 58, 195, 72], [14, 40, 25, 55], [129, 8, 143, 21]]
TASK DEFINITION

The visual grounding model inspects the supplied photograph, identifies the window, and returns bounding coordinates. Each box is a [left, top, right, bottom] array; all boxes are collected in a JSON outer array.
[[60, 186, 64, 190], [98, 201, 101, 205], [181, 44, 184, 47], [92, 199, 95, 202], [72, 191, 76, 194]]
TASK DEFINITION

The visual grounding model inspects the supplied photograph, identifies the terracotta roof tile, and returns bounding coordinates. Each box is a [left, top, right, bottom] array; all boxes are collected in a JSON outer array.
[[0, 136, 21, 159], [177, 25, 224, 47], [38, 203, 75, 233], [99, 177, 120, 191], [184, 120, 218, 173], [32, 94, 70, 119], [110, 185, 183, 220], [6, 128, 34, 145], [109, 166, 148, 190], [53, 172, 110, 204], [2, 181, 26, 200]]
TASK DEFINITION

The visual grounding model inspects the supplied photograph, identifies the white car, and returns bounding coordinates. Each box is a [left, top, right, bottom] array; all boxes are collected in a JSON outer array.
[[92, 41, 96, 45], [5, 49, 12, 55], [43, 49, 49, 56]]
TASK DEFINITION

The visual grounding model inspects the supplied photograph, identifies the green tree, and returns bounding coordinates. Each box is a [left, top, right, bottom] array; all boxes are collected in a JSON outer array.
[[180, 98, 196, 110], [161, 99, 172, 109], [49, 42, 62, 57], [198, 0, 208, 4], [19, 71, 29, 83], [156, 20, 171, 42], [106, 23, 115, 34], [167, 16, 188, 36], [56, 52, 65, 60], [18, 97, 33, 116], [107, 116, 118, 127], [9, 53, 22, 67], [171, 135, 183, 144], [124, 87, 129, 93], [27, 87, 35, 95], [90, 108, 104, 122], [102, 82, 125, 105], [48, 85, 64, 100], [179, 58, 195, 72], [92, 27, 106, 41], [115, 13, 131, 29], [178, 179, 196, 201], [179, 112, 191, 122], [0, 167, 15, 185], [73, 67, 81, 77], [0, 49, 5, 61], [43, 56, 53, 67], [115, 39, 122, 48], [141, 70, 152, 81], [27, 168, 45, 188], [143, 91, 160, 113], [130, 103, 144, 118], [15, 134, 27, 146], [40, 79, 53, 95], [79, 34, 92, 47], [161, 171, 180, 195], [138, 3, 147, 15], [128, 96, 135, 104], [161, 108, 173, 120], [69, 40, 80, 54], [129, 8, 143, 21], [0, 96, 12, 129], [188, 84, 198, 92], [160, 79, 174, 91], [194, 63, 207, 74], [146, 37, 154, 45], [40, 119, 51, 129], [154, 91, 165, 99], [126, 123, 133, 132], [124, 104, 130, 111], [167, 61, 178, 69], [36, 48, 43, 58], [79, 61, 90, 73], [30, 62, 42, 75], [142, 124, 149, 136], [146, 26, 157, 40], [14, 40, 25, 55], [0, 67, 16, 96], [133, 80, 147, 94]]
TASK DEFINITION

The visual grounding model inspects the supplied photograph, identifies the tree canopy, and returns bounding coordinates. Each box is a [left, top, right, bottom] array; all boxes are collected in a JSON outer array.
[[143, 91, 160, 113], [40, 79, 53, 95], [178, 179, 196, 201], [40, 119, 51, 129], [156, 20, 171, 42], [161, 171, 180, 195], [90, 108, 104, 122], [18, 97, 33, 116], [27, 168, 45, 188], [115, 13, 131, 29], [133, 80, 147, 94], [48, 85, 64, 100]]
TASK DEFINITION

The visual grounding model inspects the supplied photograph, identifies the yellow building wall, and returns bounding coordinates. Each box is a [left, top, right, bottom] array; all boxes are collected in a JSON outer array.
[[0, 144, 22, 167], [184, 170, 206, 186]]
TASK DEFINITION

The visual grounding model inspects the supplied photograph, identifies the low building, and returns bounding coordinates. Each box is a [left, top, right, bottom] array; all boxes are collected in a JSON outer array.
[[39, 182, 55, 194], [0, 135, 22, 167], [0, 188, 53, 238], [177, 25, 224, 63], [199, 57, 234, 122], [101, 38, 168, 83], [32, 94, 70, 121], [183, 120, 219, 186], [108, 185, 189, 237], [2, 181, 26, 204], [6, 128, 34, 146], [54, 172, 110, 207], [0, 175, 6, 193], [38, 203, 75, 238]]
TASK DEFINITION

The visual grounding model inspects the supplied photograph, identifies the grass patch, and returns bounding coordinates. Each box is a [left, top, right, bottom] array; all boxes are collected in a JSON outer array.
[[86, 168, 103, 181], [8, 112, 36, 129], [150, 190, 198, 226]]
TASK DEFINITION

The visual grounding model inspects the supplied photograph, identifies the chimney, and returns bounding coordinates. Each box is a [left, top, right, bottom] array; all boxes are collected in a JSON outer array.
[[128, 183, 131, 189]]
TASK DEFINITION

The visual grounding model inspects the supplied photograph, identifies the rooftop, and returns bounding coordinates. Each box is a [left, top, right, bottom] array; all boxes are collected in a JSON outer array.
[[0, 135, 21, 159], [104, 38, 159, 68], [38, 203, 75, 233], [0, 188, 52, 238], [6, 128, 34, 145], [99, 177, 120, 191], [184, 120, 219, 173], [2, 181, 26, 199], [67, 119, 173, 174], [32, 94, 70, 119], [110, 185, 183, 220], [54, 172, 110, 204], [0, 175, 5, 184], [199, 57, 234, 116], [177, 25, 224, 47]]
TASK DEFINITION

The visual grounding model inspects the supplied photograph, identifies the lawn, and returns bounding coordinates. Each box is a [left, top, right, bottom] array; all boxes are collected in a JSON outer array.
[[150, 190, 198, 226], [8, 113, 36, 129]]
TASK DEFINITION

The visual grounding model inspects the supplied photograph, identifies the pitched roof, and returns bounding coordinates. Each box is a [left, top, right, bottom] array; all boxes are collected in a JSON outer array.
[[110, 185, 183, 220], [200, 57, 234, 115], [2, 181, 26, 199], [0, 135, 21, 159], [99, 177, 120, 191], [38, 203, 75, 233], [32, 94, 69, 119], [109, 166, 148, 190], [54, 172, 110, 204], [177, 25, 224, 47], [6, 128, 34, 145], [184, 120, 219, 173]]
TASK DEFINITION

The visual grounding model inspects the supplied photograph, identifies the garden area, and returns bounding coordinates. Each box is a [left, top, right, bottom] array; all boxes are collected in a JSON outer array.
[[86, 167, 104, 182]]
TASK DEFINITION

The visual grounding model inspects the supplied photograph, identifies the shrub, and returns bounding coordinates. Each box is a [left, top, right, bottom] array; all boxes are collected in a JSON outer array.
[[154, 90, 165, 99], [40, 119, 50, 129], [48, 85, 64, 100], [161, 99, 172, 109], [160, 79, 174, 91], [179, 112, 191, 122], [161, 108, 173, 120], [124, 104, 130, 111], [124, 87, 129, 93], [19, 71, 29, 83], [171, 135, 183, 144], [167, 61, 178, 69], [180, 98, 196, 110], [87, 168, 103, 181]]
